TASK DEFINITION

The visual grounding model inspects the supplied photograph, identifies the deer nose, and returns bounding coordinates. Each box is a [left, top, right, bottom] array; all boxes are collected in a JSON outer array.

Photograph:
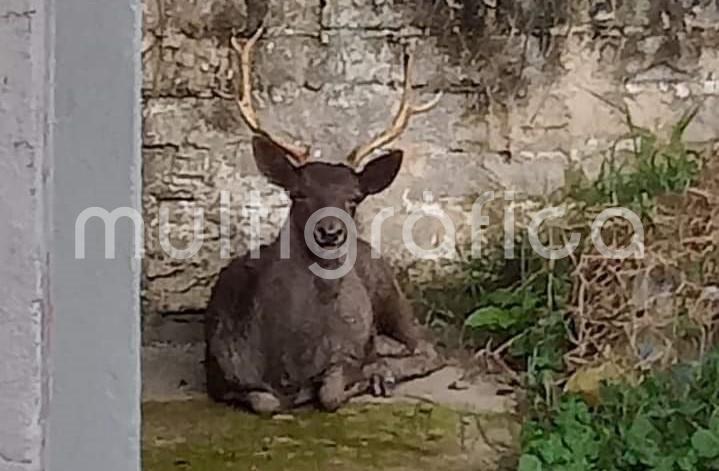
[[313, 217, 347, 248]]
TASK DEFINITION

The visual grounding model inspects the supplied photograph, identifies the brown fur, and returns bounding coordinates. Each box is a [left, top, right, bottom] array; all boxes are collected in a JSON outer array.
[[204, 135, 442, 413]]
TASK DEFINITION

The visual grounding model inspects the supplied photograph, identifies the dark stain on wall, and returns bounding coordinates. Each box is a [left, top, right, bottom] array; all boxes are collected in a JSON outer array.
[[204, 1, 248, 42], [170, 0, 270, 43], [208, 99, 242, 133], [399, 0, 713, 113], [401, 0, 570, 113]]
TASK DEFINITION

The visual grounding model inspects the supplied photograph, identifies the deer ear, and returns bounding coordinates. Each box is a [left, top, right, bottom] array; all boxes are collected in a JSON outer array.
[[357, 150, 403, 196], [252, 135, 299, 191]]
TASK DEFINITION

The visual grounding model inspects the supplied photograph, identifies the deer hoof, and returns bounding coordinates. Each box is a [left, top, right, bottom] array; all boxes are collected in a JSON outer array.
[[369, 372, 396, 398], [319, 370, 348, 412], [318, 387, 345, 412], [247, 391, 281, 415]]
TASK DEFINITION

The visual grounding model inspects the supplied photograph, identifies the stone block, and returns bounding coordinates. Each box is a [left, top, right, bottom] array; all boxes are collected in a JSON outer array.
[[143, 0, 320, 40], [251, 35, 331, 88], [685, 97, 719, 143], [314, 31, 403, 85], [322, 0, 409, 29], [143, 98, 251, 147], [143, 32, 233, 98], [144, 0, 247, 40], [480, 151, 568, 195], [265, 0, 323, 35]]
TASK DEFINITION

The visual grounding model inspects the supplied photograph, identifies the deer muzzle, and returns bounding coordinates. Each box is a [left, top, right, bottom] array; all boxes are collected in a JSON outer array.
[[313, 216, 347, 249]]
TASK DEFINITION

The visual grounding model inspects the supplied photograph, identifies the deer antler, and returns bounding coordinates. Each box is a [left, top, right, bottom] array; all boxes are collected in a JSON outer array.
[[346, 50, 443, 166], [229, 24, 310, 164]]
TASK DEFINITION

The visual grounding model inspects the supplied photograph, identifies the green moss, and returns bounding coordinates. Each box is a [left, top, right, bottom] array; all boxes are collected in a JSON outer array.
[[143, 399, 517, 471]]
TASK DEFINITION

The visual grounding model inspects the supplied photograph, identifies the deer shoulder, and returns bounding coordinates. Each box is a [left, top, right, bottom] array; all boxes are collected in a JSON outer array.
[[354, 240, 421, 353]]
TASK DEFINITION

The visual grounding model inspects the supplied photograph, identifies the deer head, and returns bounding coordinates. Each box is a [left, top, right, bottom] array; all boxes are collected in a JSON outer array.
[[229, 24, 442, 254]]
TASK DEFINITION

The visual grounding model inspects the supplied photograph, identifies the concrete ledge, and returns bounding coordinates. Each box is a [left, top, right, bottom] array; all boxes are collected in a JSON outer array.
[[142, 342, 206, 402]]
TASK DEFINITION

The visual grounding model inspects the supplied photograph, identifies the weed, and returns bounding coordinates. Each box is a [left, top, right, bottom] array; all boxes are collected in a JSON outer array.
[[565, 106, 702, 217], [519, 351, 719, 470], [415, 109, 708, 470], [515, 108, 710, 470], [411, 108, 708, 470]]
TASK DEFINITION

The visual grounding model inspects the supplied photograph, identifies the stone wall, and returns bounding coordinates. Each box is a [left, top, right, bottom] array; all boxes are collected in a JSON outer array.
[[141, 0, 719, 340]]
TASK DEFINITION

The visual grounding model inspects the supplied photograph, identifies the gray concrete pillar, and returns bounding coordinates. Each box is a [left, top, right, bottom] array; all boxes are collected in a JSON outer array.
[[1, 2, 53, 470], [0, 0, 142, 470]]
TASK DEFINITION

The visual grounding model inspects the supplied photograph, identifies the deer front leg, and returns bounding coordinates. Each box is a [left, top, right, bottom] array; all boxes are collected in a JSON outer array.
[[355, 244, 421, 353], [331, 357, 402, 400], [360, 344, 445, 399], [244, 391, 282, 415], [206, 313, 291, 414], [318, 367, 346, 412], [317, 363, 366, 412]]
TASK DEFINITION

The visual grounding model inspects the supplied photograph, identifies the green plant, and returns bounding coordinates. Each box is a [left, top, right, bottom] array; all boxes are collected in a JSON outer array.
[[460, 225, 573, 369], [519, 350, 719, 470], [566, 107, 702, 217], [418, 112, 706, 470], [464, 288, 542, 335], [513, 109, 712, 470]]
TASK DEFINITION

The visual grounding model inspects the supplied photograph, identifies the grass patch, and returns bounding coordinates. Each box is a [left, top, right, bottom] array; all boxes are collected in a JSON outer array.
[[142, 399, 519, 471]]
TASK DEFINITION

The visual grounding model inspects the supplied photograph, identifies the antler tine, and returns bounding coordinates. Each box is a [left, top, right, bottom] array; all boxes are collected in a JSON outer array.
[[229, 23, 310, 164], [346, 50, 443, 166]]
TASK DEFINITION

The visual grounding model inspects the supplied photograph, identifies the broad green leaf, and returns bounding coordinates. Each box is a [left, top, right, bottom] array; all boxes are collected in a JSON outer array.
[[484, 290, 518, 307], [677, 449, 698, 471], [518, 454, 543, 471], [629, 415, 656, 440], [537, 433, 570, 464], [692, 429, 719, 459], [653, 456, 677, 471], [464, 306, 508, 329], [709, 409, 719, 433], [627, 415, 659, 459]]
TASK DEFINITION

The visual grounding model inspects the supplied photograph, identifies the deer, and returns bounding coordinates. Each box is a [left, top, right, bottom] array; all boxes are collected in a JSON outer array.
[[204, 22, 445, 414]]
